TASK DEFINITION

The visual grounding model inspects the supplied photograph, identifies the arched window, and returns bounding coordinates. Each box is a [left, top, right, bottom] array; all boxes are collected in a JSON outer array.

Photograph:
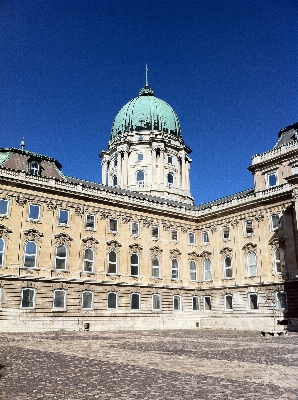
[[81, 291, 93, 310], [53, 289, 66, 310], [108, 250, 118, 274], [107, 292, 117, 309], [190, 260, 197, 281], [151, 256, 160, 278], [130, 253, 139, 276], [83, 248, 94, 273], [167, 173, 174, 187], [0, 238, 5, 267], [112, 176, 117, 186], [55, 244, 67, 270], [23, 241, 37, 268], [203, 259, 211, 281], [173, 295, 181, 310], [131, 293, 140, 309], [21, 288, 36, 308], [136, 170, 145, 186], [224, 256, 232, 278], [247, 252, 257, 277], [274, 248, 285, 274], [171, 258, 179, 280]]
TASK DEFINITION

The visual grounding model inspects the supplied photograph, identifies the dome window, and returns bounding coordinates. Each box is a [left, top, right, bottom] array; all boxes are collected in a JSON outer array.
[[136, 171, 144, 187], [28, 160, 41, 176], [137, 153, 144, 161], [112, 176, 117, 186], [138, 136, 143, 141], [167, 155, 173, 165], [167, 173, 174, 187]]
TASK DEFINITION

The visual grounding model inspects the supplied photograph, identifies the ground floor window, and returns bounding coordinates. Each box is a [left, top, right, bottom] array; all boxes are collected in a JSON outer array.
[[107, 292, 117, 309], [131, 293, 140, 310], [248, 293, 258, 310], [152, 294, 161, 310], [192, 296, 200, 310], [173, 295, 181, 311], [276, 291, 287, 310], [224, 294, 233, 310], [21, 288, 35, 308], [204, 296, 211, 311], [81, 291, 93, 310], [53, 290, 66, 310]]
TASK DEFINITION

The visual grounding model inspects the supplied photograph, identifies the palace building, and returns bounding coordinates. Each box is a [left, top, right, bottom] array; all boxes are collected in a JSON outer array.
[[0, 79, 298, 332]]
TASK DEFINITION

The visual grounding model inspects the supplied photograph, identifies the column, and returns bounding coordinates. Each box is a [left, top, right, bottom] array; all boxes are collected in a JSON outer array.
[[117, 152, 122, 186], [123, 151, 128, 187], [101, 160, 106, 185], [151, 148, 156, 190], [160, 148, 165, 186], [181, 153, 186, 190]]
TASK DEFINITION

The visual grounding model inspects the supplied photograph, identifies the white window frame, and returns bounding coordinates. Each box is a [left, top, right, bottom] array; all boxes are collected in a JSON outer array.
[[274, 248, 286, 274], [189, 232, 196, 245], [189, 260, 197, 281], [54, 244, 68, 271], [203, 259, 211, 281], [224, 294, 233, 311], [82, 247, 94, 273], [107, 250, 118, 275], [224, 256, 233, 279], [167, 172, 174, 187], [130, 253, 140, 277], [29, 160, 40, 176], [170, 228, 178, 242], [171, 258, 179, 280], [23, 241, 38, 269], [0, 199, 9, 216], [244, 220, 254, 236], [20, 288, 36, 309], [137, 153, 144, 162], [52, 289, 66, 310], [28, 204, 41, 221], [151, 255, 160, 278], [130, 293, 140, 310], [58, 209, 69, 226], [267, 171, 278, 188], [85, 214, 96, 230], [152, 294, 161, 311], [151, 226, 159, 240], [173, 295, 182, 311], [107, 292, 118, 310], [202, 231, 209, 244], [0, 238, 5, 267], [248, 293, 258, 311], [136, 170, 145, 186], [109, 218, 118, 233], [204, 296, 212, 311], [167, 155, 173, 165], [81, 291, 94, 310], [271, 214, 281, 231], [247, 252, 257, 277], [276, 291, 287, 310], [192, 296, 200, 311], [222, 226, 230, 240], [131, 221, 140, 237]]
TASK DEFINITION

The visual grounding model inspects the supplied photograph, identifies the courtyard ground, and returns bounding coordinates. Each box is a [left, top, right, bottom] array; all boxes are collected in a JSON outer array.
[[0, 329, 297, 399]]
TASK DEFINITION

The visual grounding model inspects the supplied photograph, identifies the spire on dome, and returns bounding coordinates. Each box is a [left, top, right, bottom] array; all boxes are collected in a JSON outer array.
[[139, 65, 154, 96], [145, 64, 148, 87]]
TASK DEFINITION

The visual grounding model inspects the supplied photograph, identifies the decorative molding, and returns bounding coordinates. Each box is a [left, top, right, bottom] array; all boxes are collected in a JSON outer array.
[[269, 236, 286, 249], [122, 213, 133, 224], [210, 223, 218, 233], [54, 232, 73, 246], [187, 250, 200, 260], [99, 209, 112, 220], [200, 250, 211, 258], [180, 225, 188, 233], [129, 243, 143, 253], [255, 211, 264, 222], [106, 239, 122, 249], [46, 200, 57, 210], [0, 224, 12, 239], [242, 242, 257, 254], [23, 228, 44, 242], [231, 218, 239, 227], [292, 188, 298, 202], [169, 248, 182, 258], [142, 217, 153, 227], [75, 206, 83, 216], [15, 194, 27, 206], [220, 247, 233, 257], [82, 236, 99, 247], [150, 245, 163, 255], [162, 220, 172, 231]]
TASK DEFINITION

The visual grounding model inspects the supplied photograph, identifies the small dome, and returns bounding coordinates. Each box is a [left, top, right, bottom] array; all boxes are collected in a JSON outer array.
[[110, 86, 182, 140]]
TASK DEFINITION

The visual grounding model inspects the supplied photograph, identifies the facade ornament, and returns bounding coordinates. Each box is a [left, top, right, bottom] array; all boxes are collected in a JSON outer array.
[[129, 243, 143, 253], [23, 228, 44, 242], [54, 232, 73, 246], [162, 220, 172, 231], [99, 209, 112, 220], [210, 223, 218, 233], [242, 242, 257, 254], [75, 206, 84, 216], [106, 239, 122, 250], [255, 211, 264, 222], [169, 248, 182, 258], [0, 224, 12, 239], [231, 218, 239, 227], [200, 250, 212, 258], [122, 213, 133, 224], [15, 194, 27, 206], [188, 251, 200, 260], [269, 236, 286, 249], [293, 188, 298, 202], [220, 247, 233, 257], [150, 245, 163, 255], [82, 236, 99, 248], [180, 225, 188, 233], [142, 217, 153, 227], [46, 200, 57, 210]]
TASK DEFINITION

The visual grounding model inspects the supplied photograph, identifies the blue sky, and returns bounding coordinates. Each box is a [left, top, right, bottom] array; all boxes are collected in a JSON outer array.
[[1, 0, 297, 205]]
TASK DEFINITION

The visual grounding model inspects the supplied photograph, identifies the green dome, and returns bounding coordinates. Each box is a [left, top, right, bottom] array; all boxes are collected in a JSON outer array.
[[110, 86, 182, 139]]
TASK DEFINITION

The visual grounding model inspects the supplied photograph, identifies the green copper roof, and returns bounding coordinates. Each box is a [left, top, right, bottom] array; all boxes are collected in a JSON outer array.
[[110, 86, 182, 139]]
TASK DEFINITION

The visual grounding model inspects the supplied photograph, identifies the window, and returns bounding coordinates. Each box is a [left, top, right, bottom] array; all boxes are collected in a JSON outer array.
[[83, 248, 94, 273], [152, 294, 161, 310], [107, 292, 117, 309], [23, 241, 37, 268], [271, 214, 281, 231], [244, 220, 254, 236], [109, 218, 118, 233], [29, 161, 40, 176], [138, 135, 143, 141], [267, 172, 277, 187], [189, 232, 196, 244], [171, 258, 179, 280], [204, 296, 211, 311], [247, 252, 257, 277], [55, 244, 67, 270], [85, 214, 95, 229], [112, 176, 117, 186], [167, 173, 174, 187], [0, 238, 5, 267], [151, 256, 160, 278], [53, 289, 66, 310], [28, 204, 40, 221], [137, 153, 144, 161], [173, 295, 181, 311], [113, 157, 118, 167], [131, 222, 140, 236], [107, 250, 117, 274], [248, 293, 258, 310], [203, 259, 211, 281], [81, 291, 93, 310], [130, 253, 139, 276], [274, 248, 286, 274], [170, 229, 178, 241], [202, 231, 209, 244], [276, 291, 287, 310], [151, 226, 159, 240], [189, 260, 197, 281], [131, 293, 140, 310], [58, 209, 69, 225], [167, 155, 173, 165], [21, 288, 35, 308], [224, 294, 233, 311], [224, 256, 233, 278], [222, 226, 230, 240], [192, 296, 200, 311], [0, 199, 9, 216], [136, 170, 145, 186]]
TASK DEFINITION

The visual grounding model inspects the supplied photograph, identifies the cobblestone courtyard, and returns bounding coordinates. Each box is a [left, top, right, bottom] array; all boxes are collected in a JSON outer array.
[[0, 329, 297, 399]]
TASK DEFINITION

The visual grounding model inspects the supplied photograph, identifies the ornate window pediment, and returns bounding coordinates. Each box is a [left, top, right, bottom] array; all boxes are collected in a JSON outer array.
[[150, 245, 163, 255], [170, 248, 182, 258], [82, 236, 99, 248], [269, 236, 286, 249], [23, 228, 44, 242], [106, 239, 122, 250], [200, 250, 211, 258], [54, 232, 73, 246], [242, 242, 257, 254], [129, 243, 143, 253], [0, 224, 12, 239], [188, 251, 200, 260], [220, 247, 232, 258]]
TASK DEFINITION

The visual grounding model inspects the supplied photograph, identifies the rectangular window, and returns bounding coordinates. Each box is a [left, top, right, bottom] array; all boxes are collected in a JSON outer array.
[[81, 291, 93, 310], [58, 209, 69, 225], [137, 153, 144, 161], [107, 292, 117, 309], [173, 295, 181, 311], [85, 214, 95, 229], [151, 226, 159, 240], [244, 220, 254, 236], [267, 172, 277, 187], [189, 232, 196, 244], [224, 294, 233, 310], [276, 291, 287, 310], [167, 155, 173, 165], [248, 293, 258, 310], [203, 259, 211, 281], [0, 199, 9, 216], [53, 290, 66, 310], [202, 231, 209, 244], [131, 293, 140, 310], [21, 288, 35, 308], [271, 214, 281, 231], [28, 204, 40, 221], [222, 226, 230, 240], [0, 238, 5, 267], [109, 218, 118, 233], [131, 222, 140, 236], [192, 296, 200, 311], [152, 294, 161, 310], [170, 229, 178, 241], [204, 296, 211, 311]]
